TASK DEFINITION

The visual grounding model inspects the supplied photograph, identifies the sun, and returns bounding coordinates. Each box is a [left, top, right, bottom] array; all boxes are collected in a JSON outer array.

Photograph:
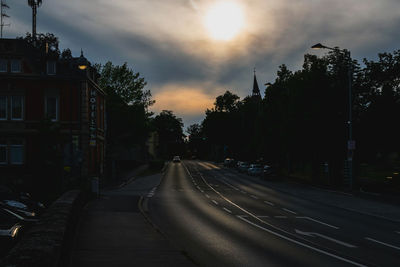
[[204, 1, 245, 41]]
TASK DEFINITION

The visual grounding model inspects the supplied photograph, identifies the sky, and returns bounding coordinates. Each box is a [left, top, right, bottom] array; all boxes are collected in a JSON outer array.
[[3, 0, 400, 130]]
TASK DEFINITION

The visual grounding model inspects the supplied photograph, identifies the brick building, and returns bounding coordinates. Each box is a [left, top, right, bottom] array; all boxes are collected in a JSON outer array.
[[0, 38, 105, 191]]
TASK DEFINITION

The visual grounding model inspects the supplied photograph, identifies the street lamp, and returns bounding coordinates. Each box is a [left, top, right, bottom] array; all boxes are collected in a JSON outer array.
[[311, 43, 354, 190]]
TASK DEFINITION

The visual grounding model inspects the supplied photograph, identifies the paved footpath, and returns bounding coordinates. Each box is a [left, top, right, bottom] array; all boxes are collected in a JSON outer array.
[[69, 173, 194, 267]]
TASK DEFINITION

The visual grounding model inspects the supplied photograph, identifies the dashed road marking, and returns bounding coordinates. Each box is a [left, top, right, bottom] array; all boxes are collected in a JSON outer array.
[[200, 189, 204, 193], [282, 208, 297, 215], [212, 200, 219, 205], [147, 187, 157, 198], [251, 195, 259, 199], [223, 207, 232, 214], [205, 194, 210, 198], [237, 216, 366, 267], [296, 216, 339, 230], [241, 190, 247, 194], [264, 201, 274, 206], [365, 237, 400, 250]]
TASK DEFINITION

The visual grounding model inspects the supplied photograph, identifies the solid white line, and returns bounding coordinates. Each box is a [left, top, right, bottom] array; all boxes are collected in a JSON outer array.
[[296, 217, 339, 230], [282, 208, 297, 215], [212, 200, 219, 205], [205, 194, 210, 198], [295, 230, 357, 248], [274, 216, 287, 219], [251, 195, 259, 199], [264, 201, 275, 206], [365, 237, 400, 250], [223, 207, 232, 214], [184, 162, 364, 266], [237, 216, 366, 267]]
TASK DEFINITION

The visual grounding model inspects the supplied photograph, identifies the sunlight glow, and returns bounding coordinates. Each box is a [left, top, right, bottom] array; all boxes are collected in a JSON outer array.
[[204, 1, 244, 41]]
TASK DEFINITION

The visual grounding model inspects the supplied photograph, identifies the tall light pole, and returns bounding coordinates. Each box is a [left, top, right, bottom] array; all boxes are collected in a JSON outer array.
[[311, 43, 354, 190]]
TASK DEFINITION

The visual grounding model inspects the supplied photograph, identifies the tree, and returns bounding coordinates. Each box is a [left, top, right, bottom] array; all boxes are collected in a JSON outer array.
[[96, 62, 154, 160], [96, 61, 154, 108], [18, 32, 60, 57], [152, 110, 185, 159]]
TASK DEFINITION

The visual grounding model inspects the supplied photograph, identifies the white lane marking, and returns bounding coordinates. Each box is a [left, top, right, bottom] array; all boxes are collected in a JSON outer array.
[[251, 195, 259, 199], [257, 215, 270, 218], [212, 200, 219, 205], [237, 216, 365, 267], [241, 190, 247, 194], [184, 162, 365, 267], [295, 230, 357, 248], [196, 186, 201, 190], [264, 201, 275, 206], [296, 217, 339, 230], [147, 187, 157, 198], [205, 194, 210, 198], [282, 208, 297, 215], [274, 216, 287, 219], [223, 207, 232, 214], [200, 189, 204, 193], [365, 237, 400, 250], [219, 179, 240, 191]]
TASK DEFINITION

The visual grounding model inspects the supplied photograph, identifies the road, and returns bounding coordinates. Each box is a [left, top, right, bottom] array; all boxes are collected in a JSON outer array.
[[147, 160, 400, 266]]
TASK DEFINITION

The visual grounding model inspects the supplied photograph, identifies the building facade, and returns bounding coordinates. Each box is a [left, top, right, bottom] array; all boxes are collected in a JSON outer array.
[[0, 38, 105, 191]]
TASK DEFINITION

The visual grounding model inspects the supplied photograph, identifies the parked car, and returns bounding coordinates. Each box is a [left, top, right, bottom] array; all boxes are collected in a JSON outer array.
[[238, 162, 250, 173], [0, 207, 23, 252], [247, 164, 263, 176], [0, 186, 45, 219], [173, 156, 181, 163], [262, 165, 276, 179], [224, 158, 236, 167]]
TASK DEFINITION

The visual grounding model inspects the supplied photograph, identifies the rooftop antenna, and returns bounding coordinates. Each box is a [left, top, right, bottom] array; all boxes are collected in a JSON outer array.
[[27, 0, 42, 43], [1, 0, 10, 38]]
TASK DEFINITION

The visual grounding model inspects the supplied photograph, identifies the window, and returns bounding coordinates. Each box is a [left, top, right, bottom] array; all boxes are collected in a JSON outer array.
[[10, 59, 21, 73], [0, 142, 6, 164], [46, 96, 58, 121], [9, 140, 23, 165], [0, 96, 6, 120], [11, 96, 23, 120], [47, 61, 56, 75], [0, 59, 7, 72]]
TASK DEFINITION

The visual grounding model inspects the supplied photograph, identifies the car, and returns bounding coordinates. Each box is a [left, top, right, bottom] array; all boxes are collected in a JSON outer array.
[[238, 162, 250, 173], [224, 158, 236, 167], [0, 207, 23, 253], [247, 164, 263, 176], [173, 156, 181, 163], [262, 165, 276, 179], [0, 186, 45, 218]]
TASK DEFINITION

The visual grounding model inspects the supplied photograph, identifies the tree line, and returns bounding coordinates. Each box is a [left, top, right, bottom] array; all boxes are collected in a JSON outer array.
[[187, 48, 400, 187]]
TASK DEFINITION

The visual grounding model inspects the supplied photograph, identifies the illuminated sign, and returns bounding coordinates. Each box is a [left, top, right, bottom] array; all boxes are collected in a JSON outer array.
[[89, 89, 97, 147]]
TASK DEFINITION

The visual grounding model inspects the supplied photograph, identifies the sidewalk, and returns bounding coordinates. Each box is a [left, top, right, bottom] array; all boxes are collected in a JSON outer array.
[[69, 172, 193, 267]]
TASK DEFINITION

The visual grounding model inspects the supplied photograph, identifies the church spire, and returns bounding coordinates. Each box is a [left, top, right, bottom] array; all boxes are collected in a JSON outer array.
[[252, 68, 261, 98]]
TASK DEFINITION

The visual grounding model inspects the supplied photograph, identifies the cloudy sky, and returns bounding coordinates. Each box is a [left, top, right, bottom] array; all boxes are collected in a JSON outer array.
[[4, 0, 400, 129]]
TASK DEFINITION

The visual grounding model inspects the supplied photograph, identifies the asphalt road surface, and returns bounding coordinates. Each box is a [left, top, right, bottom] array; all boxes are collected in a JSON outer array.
[[147, 160, 400, 266]]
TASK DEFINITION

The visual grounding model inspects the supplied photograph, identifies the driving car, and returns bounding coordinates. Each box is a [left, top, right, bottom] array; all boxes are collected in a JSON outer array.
[[173, 156, 181, 162]]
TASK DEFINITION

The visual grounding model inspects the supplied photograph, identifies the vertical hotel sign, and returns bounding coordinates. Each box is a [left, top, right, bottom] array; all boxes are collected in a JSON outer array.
[[89, 89, 97, 147]]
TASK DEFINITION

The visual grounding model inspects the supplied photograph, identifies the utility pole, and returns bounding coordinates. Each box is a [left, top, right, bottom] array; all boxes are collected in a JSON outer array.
[[1, 0, 10, 38], [28, 0, 42, 42]]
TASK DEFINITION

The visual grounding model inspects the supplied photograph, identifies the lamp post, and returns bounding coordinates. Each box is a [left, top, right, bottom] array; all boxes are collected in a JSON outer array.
[[311, 43, 354, 190]]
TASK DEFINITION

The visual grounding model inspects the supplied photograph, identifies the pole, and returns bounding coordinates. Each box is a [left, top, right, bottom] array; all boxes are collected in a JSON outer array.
[[347, 51, 353, 190]]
